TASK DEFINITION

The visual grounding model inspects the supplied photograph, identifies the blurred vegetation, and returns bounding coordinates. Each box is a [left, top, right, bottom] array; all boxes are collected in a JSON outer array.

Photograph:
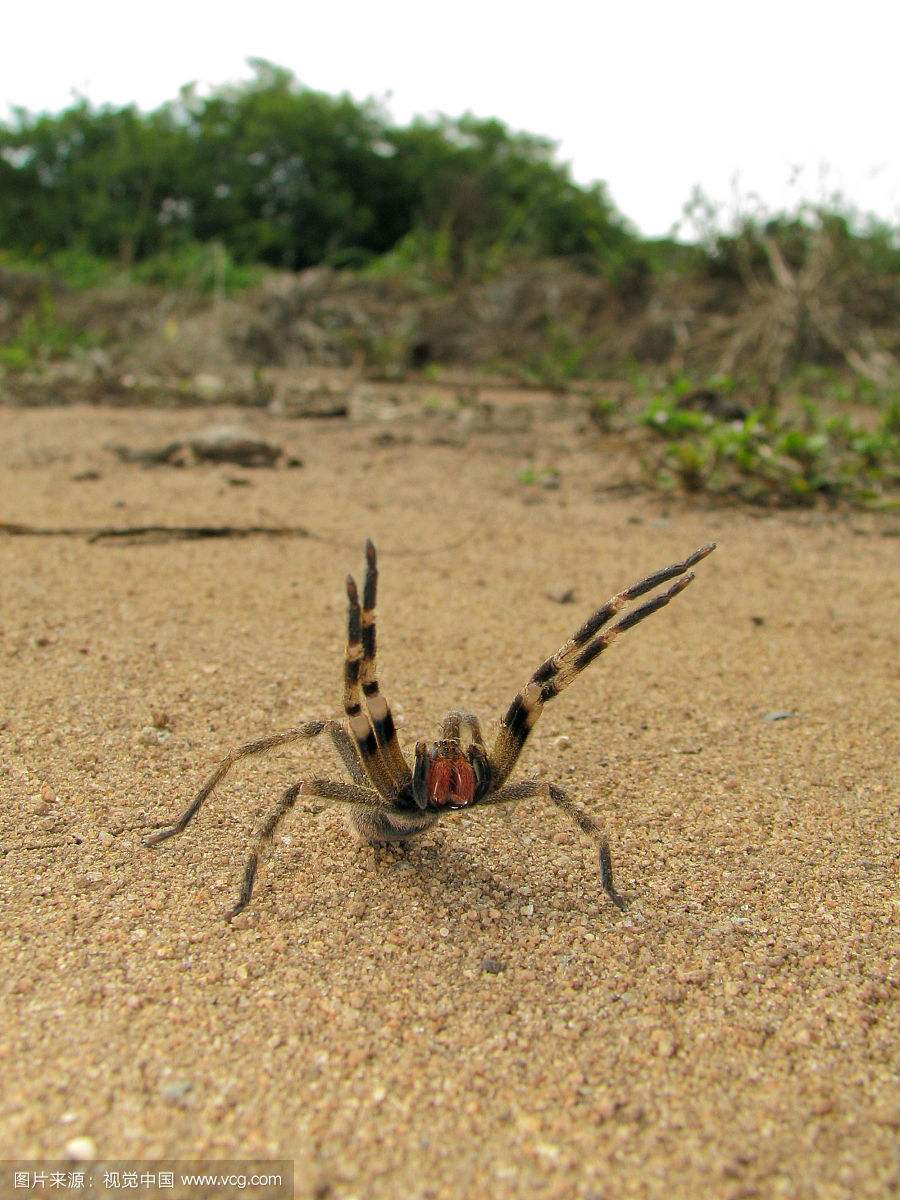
[[0, 59, 634, 280], [0, 291, 101, 371], [1, 62, 897, 509]]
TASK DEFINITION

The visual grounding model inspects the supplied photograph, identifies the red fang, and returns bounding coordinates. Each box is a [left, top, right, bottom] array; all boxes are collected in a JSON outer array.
[[426, 755, 477, 807]]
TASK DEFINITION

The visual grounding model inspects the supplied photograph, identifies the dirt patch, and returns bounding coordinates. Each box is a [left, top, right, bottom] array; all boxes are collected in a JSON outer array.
[[1, 402, 897, 1199], [3, 257, 896, 411]]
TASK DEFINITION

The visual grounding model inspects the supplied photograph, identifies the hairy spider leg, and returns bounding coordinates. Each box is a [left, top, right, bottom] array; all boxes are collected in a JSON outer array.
[[344, 569, 403, 799], [228, 778, 386, 920], [475, 779, 626, 911], [145, 719, 365, 846], [359, 540, 413, 787], [491, 545, 716, 785], [327, 722, 370, 786]]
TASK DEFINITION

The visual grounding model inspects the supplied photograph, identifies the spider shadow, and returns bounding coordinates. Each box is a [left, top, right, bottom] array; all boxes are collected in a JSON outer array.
[[354, 816, 611, 929], [376, 834, 522, 917]]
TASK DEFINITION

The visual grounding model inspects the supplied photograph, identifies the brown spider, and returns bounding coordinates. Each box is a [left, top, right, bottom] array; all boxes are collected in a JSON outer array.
[[147, 539, 716, 920]]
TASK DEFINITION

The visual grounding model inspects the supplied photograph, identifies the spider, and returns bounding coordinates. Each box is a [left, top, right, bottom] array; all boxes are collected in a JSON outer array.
[[147, 539, 716, 920]]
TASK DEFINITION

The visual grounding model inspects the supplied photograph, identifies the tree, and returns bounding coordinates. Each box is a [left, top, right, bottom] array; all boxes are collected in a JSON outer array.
[[0, 61, 635, 277]]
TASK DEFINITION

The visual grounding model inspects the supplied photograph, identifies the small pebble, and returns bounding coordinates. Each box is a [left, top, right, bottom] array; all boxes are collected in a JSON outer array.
[[64, 1136, 97, 1161], [140, 726, 172, 746], [554, 735, 572, 750], [481, 957, 506, 974], [653, 1032, 677, 1058], [160, 1079, 193, 1104]]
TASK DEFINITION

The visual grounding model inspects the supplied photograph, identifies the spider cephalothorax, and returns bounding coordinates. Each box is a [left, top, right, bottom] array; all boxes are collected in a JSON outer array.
[[148, 538, 716, 919]]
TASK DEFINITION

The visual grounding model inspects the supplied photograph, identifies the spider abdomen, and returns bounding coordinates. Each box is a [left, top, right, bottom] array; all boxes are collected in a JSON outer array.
[[350, 808, 437, 844]]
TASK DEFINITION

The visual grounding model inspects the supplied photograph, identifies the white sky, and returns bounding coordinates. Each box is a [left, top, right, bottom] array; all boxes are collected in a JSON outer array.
[[4, 0, 898, 237]]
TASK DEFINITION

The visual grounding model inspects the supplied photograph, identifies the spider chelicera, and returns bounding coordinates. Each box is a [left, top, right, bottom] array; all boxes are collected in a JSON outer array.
[[147, 539, 716, 919]]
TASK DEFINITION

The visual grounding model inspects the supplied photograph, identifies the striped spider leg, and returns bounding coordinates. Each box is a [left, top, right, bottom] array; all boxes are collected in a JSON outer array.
[[490, 543, 718, 786], [470, 542, 718, 909], [410, 544, 717, 911], [146, 540, 432, 918]]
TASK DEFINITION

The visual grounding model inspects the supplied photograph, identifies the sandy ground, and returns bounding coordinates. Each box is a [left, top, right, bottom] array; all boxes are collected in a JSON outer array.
[[1, 400, 898, 1200]]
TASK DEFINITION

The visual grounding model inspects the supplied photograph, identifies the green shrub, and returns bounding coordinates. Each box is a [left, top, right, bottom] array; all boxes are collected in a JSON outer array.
[[642, 384, 899, 507], [131, 241, 261, 293], [0, 292, 101, 371], [48, 248, 119, 290], [517, 463, 561, 487], [522, 323, 593, 390]]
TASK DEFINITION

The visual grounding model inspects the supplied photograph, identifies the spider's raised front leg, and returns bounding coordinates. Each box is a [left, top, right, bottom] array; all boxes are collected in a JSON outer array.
[[490, 544, 716, 786], [228, 777, 387, 920], [477, 779, 626, 912], [145, 718, 361, 846], [343, 540, 412, 800]]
